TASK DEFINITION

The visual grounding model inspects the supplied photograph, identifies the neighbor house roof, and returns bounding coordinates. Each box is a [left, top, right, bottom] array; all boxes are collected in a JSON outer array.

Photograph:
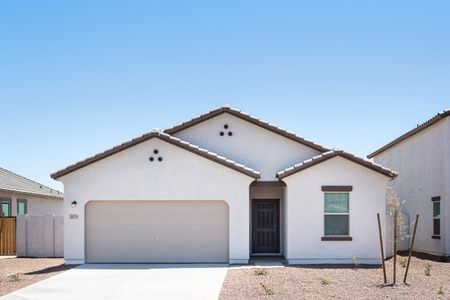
[[51, 130, 260, 180], [164, 106, 330, 152], [368, 109, 450, 158], [0, 167, 63, 198], [277, 149, 398, 179]]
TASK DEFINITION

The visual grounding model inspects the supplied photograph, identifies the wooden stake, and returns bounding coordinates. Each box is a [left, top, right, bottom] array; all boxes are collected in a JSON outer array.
[[393, 210, 397, 284], [377, 213, 387, 284], [403, 214, 419, 284]]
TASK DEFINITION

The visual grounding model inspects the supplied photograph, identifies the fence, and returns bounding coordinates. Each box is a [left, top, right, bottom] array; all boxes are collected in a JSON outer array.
[[16, 215, 63, 257], [0, 217, 16, 255]]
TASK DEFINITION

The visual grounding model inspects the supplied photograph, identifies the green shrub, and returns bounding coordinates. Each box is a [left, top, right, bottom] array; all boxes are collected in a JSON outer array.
[[399, 259, 407, 268], [424, 263, 432, 276], [254, 268, 267, 276]]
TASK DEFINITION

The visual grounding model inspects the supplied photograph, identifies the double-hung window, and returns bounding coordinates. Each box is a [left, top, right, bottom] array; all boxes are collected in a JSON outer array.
[[321, 185, 353, 241], [324, 192, 350, 236], [432, 196, 440, 238]]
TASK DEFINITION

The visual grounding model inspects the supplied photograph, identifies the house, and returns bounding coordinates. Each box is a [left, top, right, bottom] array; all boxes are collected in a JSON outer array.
[[0, 167, 63, 217], [51, 106, 397, 265], [368, 109, 450, 257]]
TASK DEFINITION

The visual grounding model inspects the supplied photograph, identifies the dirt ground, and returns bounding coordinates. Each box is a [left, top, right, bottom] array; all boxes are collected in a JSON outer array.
[[220, 253, 450, 299], [0, 257, 75, 296]]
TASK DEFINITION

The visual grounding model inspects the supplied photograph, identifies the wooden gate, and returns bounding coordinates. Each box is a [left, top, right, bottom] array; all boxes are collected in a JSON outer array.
[[0, 217, 16, 255]]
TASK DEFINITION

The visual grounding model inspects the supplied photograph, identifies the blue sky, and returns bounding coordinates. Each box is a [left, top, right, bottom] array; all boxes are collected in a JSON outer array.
[[1, 1, 449, 191]]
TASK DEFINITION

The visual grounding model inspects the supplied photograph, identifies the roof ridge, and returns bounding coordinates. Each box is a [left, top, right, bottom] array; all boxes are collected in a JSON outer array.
[[0, 166, 63, 195], [164, 105, 330, 152], [368, 109, 450, 158], [277, 148, 397, 179], [51, 130, 260, 179]]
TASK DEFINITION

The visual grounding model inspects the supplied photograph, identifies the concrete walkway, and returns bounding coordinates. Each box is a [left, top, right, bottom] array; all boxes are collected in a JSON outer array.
[[1, 264, 228, 300]]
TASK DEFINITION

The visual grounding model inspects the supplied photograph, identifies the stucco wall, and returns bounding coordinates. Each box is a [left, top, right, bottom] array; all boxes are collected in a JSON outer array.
[[58, 138, 254, 264], [283, 157, 389, 264], [173, 113, 322, 180], [0, 191, 63, 216], [16, 215, 64, 257], [373, 119, 449, 256]]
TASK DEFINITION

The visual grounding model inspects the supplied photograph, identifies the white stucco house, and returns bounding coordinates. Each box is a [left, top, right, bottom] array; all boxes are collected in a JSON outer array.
[[368, 109, 449, 257], [52, 106, 397, 265]]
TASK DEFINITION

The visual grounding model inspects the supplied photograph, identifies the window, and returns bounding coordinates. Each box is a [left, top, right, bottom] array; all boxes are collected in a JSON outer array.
[[324, 193, 349, 236], [0, 198, 11, 217], [432, 196, 440, 237], [17, 199, 27, 215]]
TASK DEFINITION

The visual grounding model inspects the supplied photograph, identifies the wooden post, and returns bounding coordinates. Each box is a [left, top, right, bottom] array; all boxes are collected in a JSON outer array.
[[393, 210, 397, 284], [0, 211, 4, 241], [377, 213, 387, 284], [403, 214, 419, 284]]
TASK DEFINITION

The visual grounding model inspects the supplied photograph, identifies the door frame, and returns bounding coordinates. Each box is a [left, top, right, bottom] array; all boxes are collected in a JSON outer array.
[[250, 198, 281, 255]]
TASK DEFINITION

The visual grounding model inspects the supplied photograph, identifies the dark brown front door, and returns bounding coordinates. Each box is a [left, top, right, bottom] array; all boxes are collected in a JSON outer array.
[[252, 199, 280, 254]]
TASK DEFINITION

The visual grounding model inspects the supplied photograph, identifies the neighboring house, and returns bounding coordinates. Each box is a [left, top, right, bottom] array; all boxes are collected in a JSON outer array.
[[52, 106, 397, 265], [368, 110, 450, 257], [0, 167, 63, 217]]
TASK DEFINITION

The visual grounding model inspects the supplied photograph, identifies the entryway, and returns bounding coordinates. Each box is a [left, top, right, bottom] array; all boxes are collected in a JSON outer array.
[[251, 199, 280, 254]]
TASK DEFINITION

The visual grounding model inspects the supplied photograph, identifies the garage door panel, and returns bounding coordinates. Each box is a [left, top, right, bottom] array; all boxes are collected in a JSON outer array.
[[85, 201, 229, 263]]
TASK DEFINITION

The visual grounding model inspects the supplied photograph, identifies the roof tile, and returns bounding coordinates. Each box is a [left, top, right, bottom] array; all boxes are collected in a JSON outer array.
[[277, 148, 397, 179]]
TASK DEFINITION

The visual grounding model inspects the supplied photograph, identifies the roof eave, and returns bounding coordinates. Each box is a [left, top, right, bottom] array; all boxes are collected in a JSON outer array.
[[368, 110, 450, 158], [51, 132, 260, 180], [277, 152, 397, 180]]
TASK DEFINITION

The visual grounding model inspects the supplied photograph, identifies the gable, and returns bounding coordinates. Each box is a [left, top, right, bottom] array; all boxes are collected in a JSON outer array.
[[52, 131, 259, 180], [282, 156, 393, 185], [277, 149, 397, 180], [59, 138, 255, 200], [171, 111, 325, 180]]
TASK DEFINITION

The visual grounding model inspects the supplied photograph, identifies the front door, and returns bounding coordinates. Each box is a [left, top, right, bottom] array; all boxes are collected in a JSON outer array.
[[252, 199, 280, 254]]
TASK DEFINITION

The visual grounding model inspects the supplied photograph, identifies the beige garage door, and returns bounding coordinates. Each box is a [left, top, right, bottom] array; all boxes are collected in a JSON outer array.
[[85, 200, 229, 263]]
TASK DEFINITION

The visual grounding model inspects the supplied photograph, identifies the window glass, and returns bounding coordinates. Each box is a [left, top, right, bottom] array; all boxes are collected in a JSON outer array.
[[1, 202, 10, 217], [18, 201, 26, 215], [433, 219, 440, 235], [325, 215, 349, 235], [433, 202, 440, 218], [433, 201, 440, 235], [325, 193, 349, 213]]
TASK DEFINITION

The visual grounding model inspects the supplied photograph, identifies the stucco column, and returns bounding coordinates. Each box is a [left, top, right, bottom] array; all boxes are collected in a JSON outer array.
[[64, 197, 86, 264], [228, 197, 250, 264]]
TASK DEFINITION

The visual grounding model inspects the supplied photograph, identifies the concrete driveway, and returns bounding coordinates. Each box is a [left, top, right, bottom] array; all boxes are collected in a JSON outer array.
[[1, 264, 228, 300]]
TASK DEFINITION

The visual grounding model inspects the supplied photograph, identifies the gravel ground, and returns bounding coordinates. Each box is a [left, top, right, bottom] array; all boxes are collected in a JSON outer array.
[[220, 253, 450, 299], [0, 257, 75, 296]]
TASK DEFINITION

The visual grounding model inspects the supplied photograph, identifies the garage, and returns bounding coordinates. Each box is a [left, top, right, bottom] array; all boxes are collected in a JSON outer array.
[[85, 200, 229, 263]]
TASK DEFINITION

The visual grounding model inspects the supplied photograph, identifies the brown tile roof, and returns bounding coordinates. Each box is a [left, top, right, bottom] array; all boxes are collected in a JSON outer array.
[[277, 149, 398, 179], [164, 106, 330, 152], [368, 109, 450, 158], [51, 130, 260, 180], [0, 167, 63, 198]]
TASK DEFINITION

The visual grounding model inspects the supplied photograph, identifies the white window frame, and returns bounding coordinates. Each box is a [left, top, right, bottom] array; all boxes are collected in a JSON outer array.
[[432, 197, 440, 237]]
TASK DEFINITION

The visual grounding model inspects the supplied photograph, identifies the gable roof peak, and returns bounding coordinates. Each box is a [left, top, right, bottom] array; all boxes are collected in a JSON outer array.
[[164, 105, 330, 152], [51, 130, 260, 180], [277, 148, 397, 179]]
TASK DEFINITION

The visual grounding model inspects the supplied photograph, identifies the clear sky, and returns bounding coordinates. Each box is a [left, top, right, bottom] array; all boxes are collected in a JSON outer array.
[[1, 1, 449, 191]]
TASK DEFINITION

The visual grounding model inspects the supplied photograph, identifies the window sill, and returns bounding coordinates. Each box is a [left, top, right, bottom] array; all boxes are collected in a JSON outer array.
[[432, 235, 441, 240], [321, 236, 353, 241]]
